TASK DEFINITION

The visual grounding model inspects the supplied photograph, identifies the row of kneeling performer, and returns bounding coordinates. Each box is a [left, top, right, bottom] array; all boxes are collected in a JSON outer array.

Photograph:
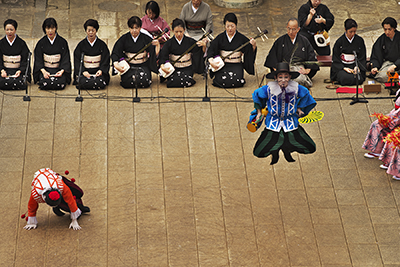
[[1, 8, 399, 90]]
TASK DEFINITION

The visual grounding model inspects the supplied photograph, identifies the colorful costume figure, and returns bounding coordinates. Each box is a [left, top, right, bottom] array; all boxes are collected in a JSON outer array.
[[179, 0, 213, 40], [298, 0, 334, 55], [381, 128, 400, 180], [362, 94, 400, 159], [111, 32, 157, 88], [73, 37, 110, 89], [264, 32, 319, 87], [159, 35, 204, 87], [141, 14, 170, 47], [331, 26, 366, 85], [33, 34, 71, 90], [252, 63, 316, 164], [24, 168, 90, 230], [207, 30, 257, 88], [0, 35, 31, 90]]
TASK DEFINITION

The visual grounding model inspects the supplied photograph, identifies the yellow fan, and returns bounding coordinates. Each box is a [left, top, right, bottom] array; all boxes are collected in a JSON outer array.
[[299, 110, 324, 124]]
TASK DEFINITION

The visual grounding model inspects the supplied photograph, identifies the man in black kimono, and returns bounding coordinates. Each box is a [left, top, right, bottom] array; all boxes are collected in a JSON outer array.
[[330, 19, 366, 86], [264, 18, 319, 87], [298, 0, 334, 56], [73, 19, 110, 90], [370, 17, 400, 83]]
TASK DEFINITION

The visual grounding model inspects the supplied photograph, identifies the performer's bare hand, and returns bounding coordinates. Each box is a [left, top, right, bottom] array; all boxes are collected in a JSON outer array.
[[344, 67, 353, 74], [14, 70, 21, 77], [250, 38, 257, 51], [297, 108, 304, 117], [315, 17, 326, 24], [55, 69, 64, 77], [299, 68, 311, 75], [371, 67, 378, 75], [388, 64, 397, 73], [95, 70, 102, 77], [69, 219, 81, 230], [83, 71, 91, 78], [309, 8, 316, 16], [24, 224, 37, 230], [41, 69, 50, 79], [255, 109, 264, 123], [353, 66, 359, 74], [1, 69, 7, 78]]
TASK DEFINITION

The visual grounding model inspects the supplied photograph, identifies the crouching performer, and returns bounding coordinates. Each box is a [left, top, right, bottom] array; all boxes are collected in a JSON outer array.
[[23, 168, 90, 230], [252, 62, 316, 165]]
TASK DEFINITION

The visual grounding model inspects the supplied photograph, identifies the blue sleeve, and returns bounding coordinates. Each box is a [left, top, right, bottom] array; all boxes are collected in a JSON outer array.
[[297, 85, 316, 115], [252, 85, 269, 109]]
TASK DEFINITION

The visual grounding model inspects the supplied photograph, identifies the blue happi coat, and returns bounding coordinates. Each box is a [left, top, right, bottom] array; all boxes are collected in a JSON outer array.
[[252, 80, 316, 132]]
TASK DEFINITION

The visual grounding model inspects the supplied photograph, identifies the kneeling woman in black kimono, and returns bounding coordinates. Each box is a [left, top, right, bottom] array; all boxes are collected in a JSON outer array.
[[33, 18, 71, 90], [159, 18, 206, 88], [0, 19, 31, 90], [330, 18, 366, 86], [112, 16, 158, 89], [73, 19, 110, 90], [207, 13, 257, 88]]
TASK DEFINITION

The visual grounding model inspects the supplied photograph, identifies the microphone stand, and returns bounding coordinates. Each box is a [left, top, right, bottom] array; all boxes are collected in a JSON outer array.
[[132, 66, 140, 102], [202, 60, 210, 102], [350, 51, 368, 105], [23, 52, 32, 101], [75, 52, 84, 102]]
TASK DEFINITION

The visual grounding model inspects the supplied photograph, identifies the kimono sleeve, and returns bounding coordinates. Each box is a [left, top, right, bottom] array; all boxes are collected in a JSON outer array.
[[264, 39, 280, 70], [370, 36, 384, 70], [111, 36, 125, 63], [242, 35, 256, 75], [191, 39, 205, 74], [33, 40, 44, 83], [330, 37, 345, 80], [322, 5, 334, 32], [297, 85, 316, 115], [100, 41, 111, 84], [158, 38, 171, 65], [19, 40, 32, 82], [147, 40, 158, 74], [59, 38, 72, 84], [73, 41, 83, 84]]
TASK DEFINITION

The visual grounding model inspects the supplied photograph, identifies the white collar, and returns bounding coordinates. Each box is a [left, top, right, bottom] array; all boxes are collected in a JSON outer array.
[[289, 34, 297, 44], [6, 34, 16, 46], [191, 4, 199, 13], [226, 31, 236, 43], [345, 34, 354, 43], [87, 36, 97, 47], [131, 33, 139, 42], [268, 80, 298, 96], [47, 33, 57, 44], [175, 35, 183, 45]]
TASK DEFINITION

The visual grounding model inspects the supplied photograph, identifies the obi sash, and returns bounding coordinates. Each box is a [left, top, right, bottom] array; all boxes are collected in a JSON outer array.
[[125, 51, 148, 64], [3, 55, 21, 69], [44, 53, 61, 68], [185, 20, 206, 31], [340, 53, 355, 64], [220, 50, 242, 63], [84, 55, 101, 68], [169, 53, 192, 68]]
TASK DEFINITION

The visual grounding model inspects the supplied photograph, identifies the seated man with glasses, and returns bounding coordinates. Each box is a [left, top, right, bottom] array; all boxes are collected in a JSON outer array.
[[264, 18, 319, 87]]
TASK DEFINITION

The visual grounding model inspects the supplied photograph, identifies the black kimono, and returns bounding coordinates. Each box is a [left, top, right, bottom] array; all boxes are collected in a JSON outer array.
[[158, 35, 204, 88], [207, 31, 256, 88], [0, 35, 31, 90], [331, 33, 366, 86], [33, 34, 71, 90], [370, 30, 400, 71], [111, 32, 157, 89], [73, 37, 110, 90], [264, 33, 319, 79], [298, 2, 334, 55]]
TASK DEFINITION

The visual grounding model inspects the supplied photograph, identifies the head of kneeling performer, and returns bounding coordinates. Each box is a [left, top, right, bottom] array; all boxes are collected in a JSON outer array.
[[266, 62, 300, 88], [172, 18, 185, 42], [42, 17, 58, 41], [382, 17, 397, 40], [128, 16, 142, 39], [43, 188, 62, 207], [344, 18, 357, 40], [224, 13, 237, 38], [84, 19, 99, 43]]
